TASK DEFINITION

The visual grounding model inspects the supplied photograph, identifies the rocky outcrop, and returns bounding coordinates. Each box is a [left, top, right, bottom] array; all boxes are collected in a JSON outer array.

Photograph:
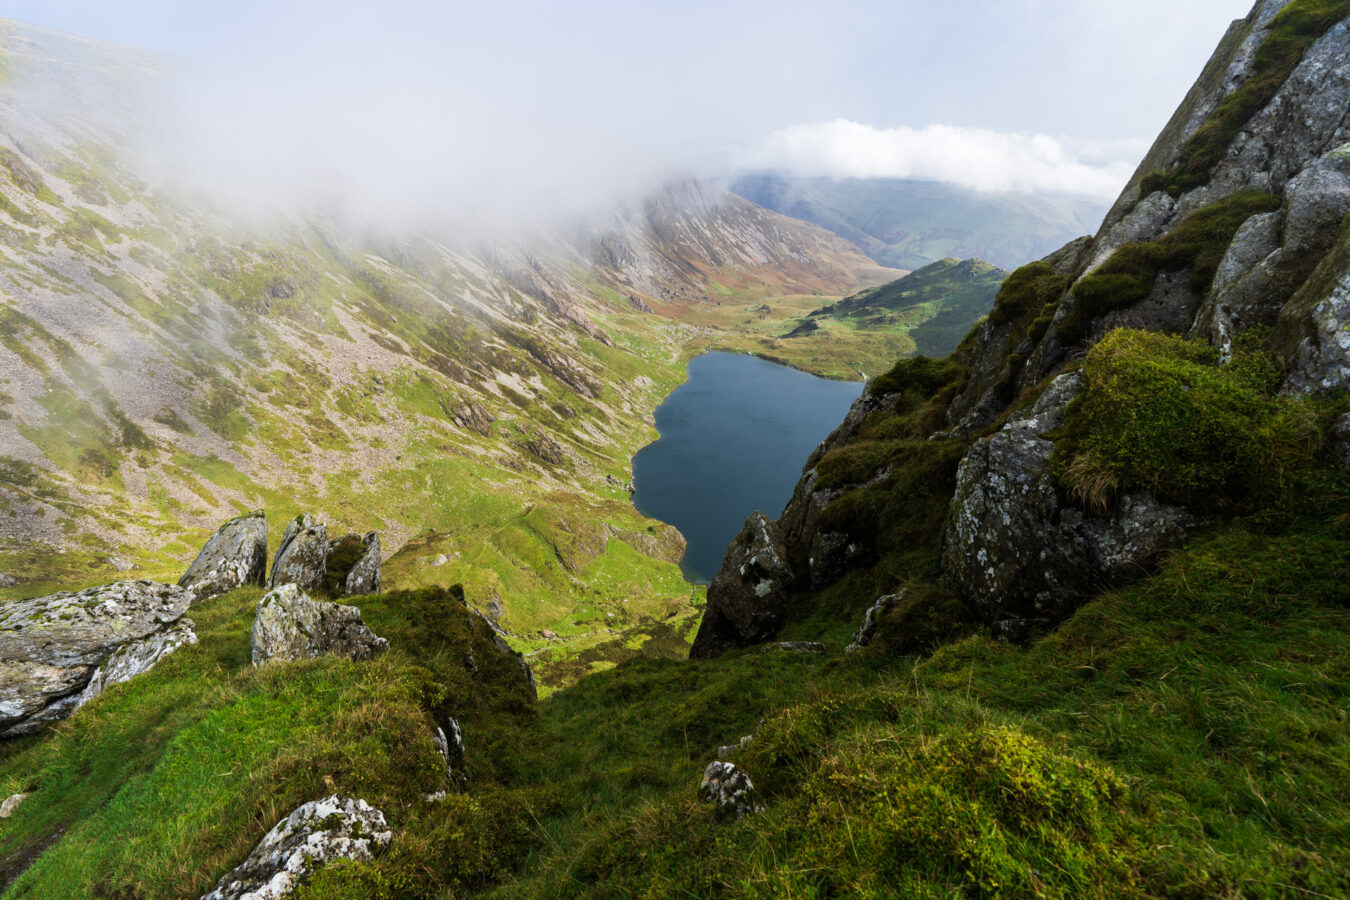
[[433, 717, 467, 792], [689, 512, 795, 659], [339, 532, 382, 596], [269, 515, 329, 592], [179, 511, 269, 601], [699, 761, 763, 819], [1, 581, 197, 737], [200, 795, 391, 900], [758, 641, 826, 655], [250, 584, 388, 666], [845, 593, 902, 654], [942, 374, 1205, 637], [0, 793, 27, 818]]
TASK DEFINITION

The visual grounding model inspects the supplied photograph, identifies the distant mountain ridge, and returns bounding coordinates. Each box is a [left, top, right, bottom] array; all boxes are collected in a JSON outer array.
[[727, 174, 1107, 270]]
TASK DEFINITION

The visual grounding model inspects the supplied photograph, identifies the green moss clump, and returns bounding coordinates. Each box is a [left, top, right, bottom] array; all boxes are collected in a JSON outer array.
[[1061, 191, 1281, 343], [986, 260, 1068, 336], [1051, 328, 1344, 512], [1141, 0, 1350, 197], [322, 533, 366, 597]]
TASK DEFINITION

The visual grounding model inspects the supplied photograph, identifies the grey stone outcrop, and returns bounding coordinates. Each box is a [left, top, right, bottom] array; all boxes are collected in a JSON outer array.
[[250, 584, 387, 666], [690, 512, 795, 659], [0, 793, 28, 818], [268, 515, 329, 592], [757, 641, 826, 655], [942, 375, 1204, 637], [699, 761, 763, 819], [845, 593, 903, 654], [340, 532, 382, 596], [433, 717, 467, 792], [199, 795, 391, 900], [179, 511, 268, 601], [1, 580, 197, 737]]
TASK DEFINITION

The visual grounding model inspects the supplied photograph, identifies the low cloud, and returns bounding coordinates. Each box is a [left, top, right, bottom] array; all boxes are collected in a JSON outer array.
[[737, 119, 1144, 199]]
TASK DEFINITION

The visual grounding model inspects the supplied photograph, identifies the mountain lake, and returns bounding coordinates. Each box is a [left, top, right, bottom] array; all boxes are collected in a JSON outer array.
[[632, 351, 864, 583]]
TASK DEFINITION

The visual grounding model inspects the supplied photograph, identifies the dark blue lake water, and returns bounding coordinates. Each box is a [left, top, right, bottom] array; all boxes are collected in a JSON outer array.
[[632, 352, 863, 584]]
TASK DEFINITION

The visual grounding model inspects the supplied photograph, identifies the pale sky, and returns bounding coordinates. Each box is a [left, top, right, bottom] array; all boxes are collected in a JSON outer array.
[[0, 1, 1258, 226]]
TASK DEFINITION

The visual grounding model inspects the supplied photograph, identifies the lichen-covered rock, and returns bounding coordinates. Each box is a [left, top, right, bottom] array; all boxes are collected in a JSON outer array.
[[757, 641, 826, 655], [1274, 212, 1350, 393], [1, 580, 197, 737], [200, 795, 391, 900], [250, 584, 388, 666], [699, 761, 763, 819], [269, 514, 329, 592], [341, 532, 381, 596], [942, 374, 1204, 637], [179, 510, 268, 601], [75, 619, 197, 709], [0, 793, 28, 818], [690, 512, 794, 659], [845, 593, 903, 654]]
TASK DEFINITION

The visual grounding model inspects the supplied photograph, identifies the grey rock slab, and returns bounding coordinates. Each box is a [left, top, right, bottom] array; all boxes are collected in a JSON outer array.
[[342, 532, 381, 596], [268, 515, 329, 592], [179, 510, 268, 601], [699, 761, 763, 819], [250, 584, 388, 666], [942, 374, 1205, 637], [689, 511, 795, 659], [845, 593, 903, 654], [200, 795, 391, 900], [1, 580, 197, 737]]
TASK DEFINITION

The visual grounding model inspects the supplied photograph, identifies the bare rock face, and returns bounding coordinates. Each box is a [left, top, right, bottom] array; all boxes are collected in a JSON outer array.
[[199, 795, 391, 900], [432, 717, 467, 792], [340, 532, 382, 596], [689, 512, 795, 660], [250, 584, 388, 666], [1, 581, 197, 737], [269, 515, 330, 592], [942, 374, 1205, 638], [845, 593, 903, 654], [179, 511, 268, 601], [699, 761, 763, 819]]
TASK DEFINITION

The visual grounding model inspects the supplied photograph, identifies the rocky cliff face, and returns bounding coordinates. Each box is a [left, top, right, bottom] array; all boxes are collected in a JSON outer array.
[[694, 0, 1350, 656]]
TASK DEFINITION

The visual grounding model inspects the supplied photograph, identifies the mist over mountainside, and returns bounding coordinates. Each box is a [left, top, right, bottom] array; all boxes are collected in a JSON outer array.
[[0, 17, 895, 637], [727, 173, 1109, 269]]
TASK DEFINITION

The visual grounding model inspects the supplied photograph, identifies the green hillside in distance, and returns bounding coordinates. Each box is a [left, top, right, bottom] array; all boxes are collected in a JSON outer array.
[[728, 174, 1105, 270], [808, 257, 1008, 357]]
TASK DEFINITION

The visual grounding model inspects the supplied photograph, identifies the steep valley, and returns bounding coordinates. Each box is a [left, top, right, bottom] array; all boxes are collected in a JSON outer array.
[[2, 1, 1350, 898]]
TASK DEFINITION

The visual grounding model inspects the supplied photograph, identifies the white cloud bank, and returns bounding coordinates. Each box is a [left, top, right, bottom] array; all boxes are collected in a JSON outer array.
[[738, 120, 1145, 199]]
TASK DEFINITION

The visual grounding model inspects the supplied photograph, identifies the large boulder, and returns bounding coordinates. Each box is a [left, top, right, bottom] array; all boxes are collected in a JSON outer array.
[[269, 515, 330, 592], [179, 510, 268, 601], [200, 795, 391, 900], [942, 374, 1204, 638], [1, 581, 197, 737], [689, 512, 795, 660], [250, 584, 388, 666]]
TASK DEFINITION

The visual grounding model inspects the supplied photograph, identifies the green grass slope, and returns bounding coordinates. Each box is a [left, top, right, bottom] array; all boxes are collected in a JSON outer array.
[[810, 257, 1009, 358]]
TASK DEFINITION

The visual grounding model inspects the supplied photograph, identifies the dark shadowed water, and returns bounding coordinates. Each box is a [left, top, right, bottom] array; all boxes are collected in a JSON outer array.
[[632, 352, 863, 584]]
